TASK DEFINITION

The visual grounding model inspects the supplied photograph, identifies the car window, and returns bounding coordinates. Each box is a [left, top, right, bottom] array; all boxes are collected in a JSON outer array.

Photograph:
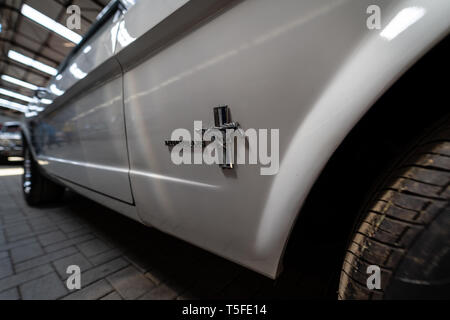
[[57, 0, 123, 74], [4, 125, 20, 133]]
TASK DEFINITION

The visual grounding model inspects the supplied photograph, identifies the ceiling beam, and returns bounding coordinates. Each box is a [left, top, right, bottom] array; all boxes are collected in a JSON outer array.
[[13, 31, 67, 58], [0, 1, 24, 82], [0, 38, 60, 65], [20, 0, 75, 84], [0, 58, 51, 80]]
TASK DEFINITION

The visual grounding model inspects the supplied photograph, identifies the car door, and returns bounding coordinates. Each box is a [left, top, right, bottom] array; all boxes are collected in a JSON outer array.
[[34, 1, 134, 204], [114, 0, 273, 264], [111, 0, 360, 277]]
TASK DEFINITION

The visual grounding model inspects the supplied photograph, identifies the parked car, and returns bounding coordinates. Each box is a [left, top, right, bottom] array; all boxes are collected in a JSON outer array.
[[0, 121, 22, 162], [21, 0, 450, 299]]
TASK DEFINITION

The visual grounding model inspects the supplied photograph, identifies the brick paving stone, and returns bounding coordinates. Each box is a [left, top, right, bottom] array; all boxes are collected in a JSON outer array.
[[0, 287, 20, 300], [7, 225, 59, 243], [124, 250, 158, 274], [0, 264, 53, 292], [63, 279, 114, 300], [107, 266, 156, 300], [0, 230, 5, 245], [66, 228, 92, 239], [2, 216, 27, 227], [144, 269, 166, 286], [28, 217, 54, 231], [0, 198, 14, 207], [22, 209, 47, 218], [2, 213, 28, 224], [44, 233, 94, 253], [38, 230, 67, 246], [21, 208, 47, 219], [0, 257, 13, 279], [4, 223, 31, 239], [139, 283, 178, 300], [77, 239, 110, 257], [101, 291, 122, 300], [10, 242, 44, 263], [53, 253, 93, 280], [20, 273, 68, 300], [15, 246, 78, 273], [89, 248, 122, 266], [81, 258, 129, 287], [0, 237, 36, 251], [0, 169, 299, 300], [0, 203, 19, 212]]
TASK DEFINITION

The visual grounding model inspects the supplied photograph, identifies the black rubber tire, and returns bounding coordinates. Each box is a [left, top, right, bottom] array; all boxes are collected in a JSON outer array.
[[338, 121, 450, 299], [22, 147, 65, 206]]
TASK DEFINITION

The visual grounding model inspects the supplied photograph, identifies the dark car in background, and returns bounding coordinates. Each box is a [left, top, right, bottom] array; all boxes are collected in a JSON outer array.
[[0, 122, 23, 163]]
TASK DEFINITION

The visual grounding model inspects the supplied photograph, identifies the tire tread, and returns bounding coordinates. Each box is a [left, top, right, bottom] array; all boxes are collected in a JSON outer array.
[[339, 126, 450, 299]]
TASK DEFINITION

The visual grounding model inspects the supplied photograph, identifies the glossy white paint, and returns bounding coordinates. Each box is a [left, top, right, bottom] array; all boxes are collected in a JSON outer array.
[[34, 10, 134, 204], [114, 0, 189, 54], [56, 175, 140, 222], [26, 0, 450, 278]]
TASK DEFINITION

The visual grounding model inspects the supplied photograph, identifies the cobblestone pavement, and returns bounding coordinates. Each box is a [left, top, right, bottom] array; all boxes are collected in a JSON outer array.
[[0, 163, 337, 300]]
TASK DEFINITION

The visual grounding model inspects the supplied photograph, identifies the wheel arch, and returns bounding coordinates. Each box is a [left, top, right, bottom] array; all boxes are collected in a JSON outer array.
[[261, 2, 450, 279]]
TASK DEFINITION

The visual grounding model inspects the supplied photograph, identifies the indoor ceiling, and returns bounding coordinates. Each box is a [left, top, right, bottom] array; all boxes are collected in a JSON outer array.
[[0, 0, 111, 117]]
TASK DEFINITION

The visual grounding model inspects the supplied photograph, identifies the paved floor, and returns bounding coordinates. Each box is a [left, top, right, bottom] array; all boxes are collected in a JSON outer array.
[[0, 162, 337, 300]]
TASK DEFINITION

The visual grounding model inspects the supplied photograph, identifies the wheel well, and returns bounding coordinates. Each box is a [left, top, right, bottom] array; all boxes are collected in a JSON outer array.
[[281, 35, 450, 296]]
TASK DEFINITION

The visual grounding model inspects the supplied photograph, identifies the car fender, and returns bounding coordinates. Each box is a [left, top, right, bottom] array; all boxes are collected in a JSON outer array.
[[260, 0, 450, 277]]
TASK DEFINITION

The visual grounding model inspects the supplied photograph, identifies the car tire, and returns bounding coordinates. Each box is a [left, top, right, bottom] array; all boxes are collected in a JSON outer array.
[[22, 147, 65, 206], [338, 119, 450, 299]]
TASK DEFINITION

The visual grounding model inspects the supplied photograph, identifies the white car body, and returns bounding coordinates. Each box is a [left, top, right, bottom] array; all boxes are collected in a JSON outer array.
[[23, 0, 450, 278]]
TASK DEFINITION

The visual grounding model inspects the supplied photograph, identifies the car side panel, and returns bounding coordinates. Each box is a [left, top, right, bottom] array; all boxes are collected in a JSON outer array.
[[117, 0, 450, 278], [34, 12, 135, 204]]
